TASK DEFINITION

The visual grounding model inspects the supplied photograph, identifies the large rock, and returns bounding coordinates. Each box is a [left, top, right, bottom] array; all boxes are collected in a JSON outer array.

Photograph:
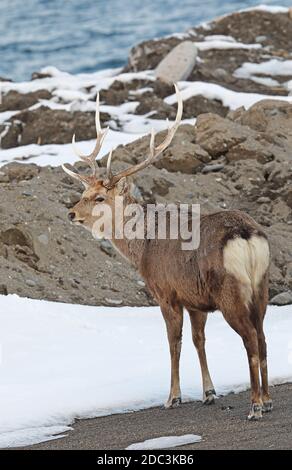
[[0, 89, 52, 112], [155, 141, 210, 173], [127, 37, 180, 72], [100, 124, 211, 174], [126, 10, 292, 96], [1, 163, 40, 182], [0, 106, 110, 148], [135, 95, 176, 119], [270, 291, 292, 306], [183, 95, 228, 118], [195, 101, 292, 164], [195, 113, 252, 158], [237, 99, 292, 140], [155, 41, 198, 83]]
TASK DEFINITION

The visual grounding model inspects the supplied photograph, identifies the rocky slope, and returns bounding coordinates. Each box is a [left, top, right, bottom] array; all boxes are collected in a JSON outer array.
[[0, 8, 291, 305]]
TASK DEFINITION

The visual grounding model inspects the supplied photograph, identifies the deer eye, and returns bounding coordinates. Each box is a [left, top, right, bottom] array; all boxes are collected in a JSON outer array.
[[95, 195, 105, 202]]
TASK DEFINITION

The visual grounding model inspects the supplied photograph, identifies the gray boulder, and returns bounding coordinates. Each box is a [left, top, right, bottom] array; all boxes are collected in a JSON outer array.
[[270, 291, 292, 306], [155, 41, 197, 84]]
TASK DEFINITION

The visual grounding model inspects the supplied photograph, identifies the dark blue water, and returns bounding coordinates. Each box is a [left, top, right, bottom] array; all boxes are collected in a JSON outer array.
[[0, 0, 291, 81]]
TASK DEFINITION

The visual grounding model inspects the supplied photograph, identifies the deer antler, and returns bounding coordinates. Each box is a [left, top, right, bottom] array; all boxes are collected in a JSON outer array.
[[103, 83, 183, 189], [63, 85, 183, 188], [62, 93, 108, 184]]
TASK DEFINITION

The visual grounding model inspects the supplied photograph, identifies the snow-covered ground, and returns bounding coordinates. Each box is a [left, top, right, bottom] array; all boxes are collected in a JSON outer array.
[[0, 65, 197, 167], [0, 131, 144, 167], [2, 65, 292, 168], [0, 294, 291, 448], [2, 13, 292, 169], [166, 81, 292, 109]]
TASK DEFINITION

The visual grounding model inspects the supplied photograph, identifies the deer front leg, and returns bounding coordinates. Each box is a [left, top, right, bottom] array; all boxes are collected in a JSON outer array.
[[161, 302, 183, 408], [188, 309, 216, 404]]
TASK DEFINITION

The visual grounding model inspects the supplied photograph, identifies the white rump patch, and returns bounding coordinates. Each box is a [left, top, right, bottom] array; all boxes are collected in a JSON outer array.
[[223, 235, 269, 306]]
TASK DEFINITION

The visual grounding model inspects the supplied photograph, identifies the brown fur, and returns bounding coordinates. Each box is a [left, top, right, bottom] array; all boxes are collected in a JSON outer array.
[[64, 89, 271, 419], [67, 178, 271, 419]]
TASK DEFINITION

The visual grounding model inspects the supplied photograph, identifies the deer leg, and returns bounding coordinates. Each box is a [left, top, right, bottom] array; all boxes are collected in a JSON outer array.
[[161, 302, 183, 409], [188, 309, 216, 404], [257, 325, 272, 412], [222, 308, 263, 420], [254, 281, 272, 412]]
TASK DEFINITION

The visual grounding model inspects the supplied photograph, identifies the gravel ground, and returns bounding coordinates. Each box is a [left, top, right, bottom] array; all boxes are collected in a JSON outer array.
[[25, 383, 292, 450]]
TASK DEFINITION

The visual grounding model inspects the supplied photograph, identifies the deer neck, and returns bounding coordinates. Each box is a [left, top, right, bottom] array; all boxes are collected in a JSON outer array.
[[109, 193, 146, 270]]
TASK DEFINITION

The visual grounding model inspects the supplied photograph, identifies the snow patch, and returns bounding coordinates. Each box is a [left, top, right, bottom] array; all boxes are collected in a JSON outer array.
[[0, 129, 144, 167], [126, 434, 202, 450], [0, 66, 154, 96], [0, 295, 291, 448], [0, 426, 72, 449], [194, 39, 261, 51], [235, 59, 292, 78], [165, 81, 292, 110]]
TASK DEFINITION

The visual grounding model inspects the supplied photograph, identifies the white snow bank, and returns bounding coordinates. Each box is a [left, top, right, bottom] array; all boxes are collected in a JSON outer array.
[[235, 59, 292, 78], [0, 113, 194, 167], [0, 129, 144, 167], [234, 59, 292, 91], [165, 81, 292, 110], [0, 66, 154, 96], [0, 295, 291, 448], [193, 40, 260, 51], [126, 434, 202, 450]]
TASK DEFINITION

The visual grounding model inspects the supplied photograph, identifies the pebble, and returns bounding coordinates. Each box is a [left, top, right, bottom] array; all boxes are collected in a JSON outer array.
[[257, 197, 270, 204], [99, 240, 115, 257], [105, 298, 123, 305], [26, 279, 36, 287], [202, 163, 225, 174], [212, 68, 229, 80], [38, 234, 49, 245]]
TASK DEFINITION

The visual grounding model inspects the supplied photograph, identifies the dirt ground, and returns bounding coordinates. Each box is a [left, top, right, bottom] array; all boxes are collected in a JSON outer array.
[[25, 383, 292, 450]]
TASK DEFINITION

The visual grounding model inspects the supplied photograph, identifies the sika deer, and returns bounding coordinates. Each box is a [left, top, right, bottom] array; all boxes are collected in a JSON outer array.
[[63, 86, 271, 420]]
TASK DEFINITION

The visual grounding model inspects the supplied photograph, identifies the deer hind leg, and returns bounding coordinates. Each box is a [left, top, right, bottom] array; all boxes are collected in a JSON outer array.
[[160, 302, 183, 409], [253, 279, 272, 412], [221, 304, 263, 420], [257, 323, 272, 412], [187, 309, 216, 404]]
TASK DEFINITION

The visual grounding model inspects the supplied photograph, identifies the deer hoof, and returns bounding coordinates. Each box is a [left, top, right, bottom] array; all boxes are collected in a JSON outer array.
[[248, 403, 263, 420], [164, 397, 182, 409], [203, 389, 216, 405], [263, 399, 273, 413]]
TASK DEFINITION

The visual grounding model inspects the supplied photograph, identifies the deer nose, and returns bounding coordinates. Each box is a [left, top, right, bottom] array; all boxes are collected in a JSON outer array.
[[68, 211, 76, 221]]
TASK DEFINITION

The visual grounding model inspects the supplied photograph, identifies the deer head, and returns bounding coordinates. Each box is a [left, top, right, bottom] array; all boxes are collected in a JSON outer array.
[[62, 84, 183, 234]]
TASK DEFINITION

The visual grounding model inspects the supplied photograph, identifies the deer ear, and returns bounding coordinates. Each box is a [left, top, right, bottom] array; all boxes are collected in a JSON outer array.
[[115, 177, 128, 195]]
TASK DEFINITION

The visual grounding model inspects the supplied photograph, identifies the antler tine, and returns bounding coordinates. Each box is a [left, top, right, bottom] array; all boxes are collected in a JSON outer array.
[[104, 83, 183, 188], [71, 93, 108, 177], [62, 163, 90, 188], [106, 148, 113, 178], [149, 127, 156, 158], [95, 91, 102, 133]]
